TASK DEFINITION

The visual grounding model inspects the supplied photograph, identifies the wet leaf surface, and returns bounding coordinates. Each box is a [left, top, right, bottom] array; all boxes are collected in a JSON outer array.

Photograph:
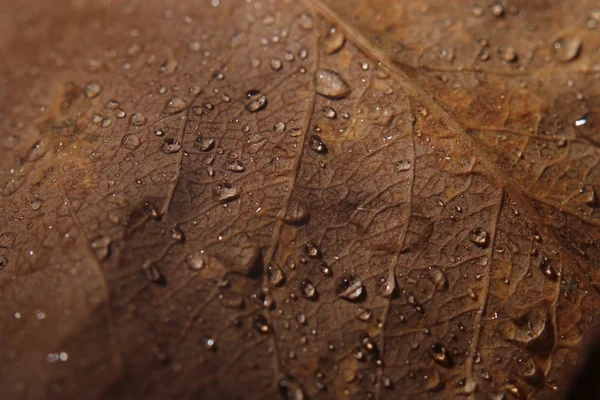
[[1, 0, 599, 399]]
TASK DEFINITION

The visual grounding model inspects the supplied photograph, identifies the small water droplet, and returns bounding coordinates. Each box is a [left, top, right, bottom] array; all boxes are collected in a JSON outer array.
[[283, 200, 309, 224], [469, 227, 489, 248], [309, 135, 327, 154], [314, 69, 351, 99], [130, 112, 147, 127], [274, 121, 286, 134], [356, 307, 372, 321], [203, 336, 216, 350], [90, 236, 111, 261], [30, 198, 43, 211], [575, 115, 588, 127], [171, 225, 185, 242], [163, 97, 188, 114], [270, 58, 283, 71], [245, 90, 268, 112], [121, 134, 141, 150], [186, 253, 205, 270], [491, 3, 504, 17], [323, 106, 336, 119], [212, 181, 240, 203], [24, 138, 51, 162], [142, 262, 166, 285], [430, 343, 453, 367], [335, 274, 364, 301], [376, 271, 396, 297], [539, 257, 559, 280], [267, 264, 285, 286], [305, 242, 320, 258], [160, 138, 182, 154], [84, 82, 102, 99], [501, 46, 518, 62], [278, 379, 305, 400], [225, 155, 246, 172], [253, 314, 270, 333], [300, 280, 318, 300], [195, 137, 215, 151], [553, 37, 581, 62], [396, 160, 411, 171], [324, 30, 345, 54]]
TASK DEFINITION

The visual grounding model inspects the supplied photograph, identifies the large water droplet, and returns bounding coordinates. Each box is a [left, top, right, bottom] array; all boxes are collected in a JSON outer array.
[[335, 274, 364, 301], [314, 69, 351, 99]]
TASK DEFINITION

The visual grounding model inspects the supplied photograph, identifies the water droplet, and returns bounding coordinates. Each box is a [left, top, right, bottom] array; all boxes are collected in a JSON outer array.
[[539, 257, 559, 280], [298, 13, 313, 30], [267, 264, 285, 286], [160, 138, 182, 154], [467, 287, 478, 300], [274, 121, 286, 134], [195, 137, 215, 151], [575, 115, 588, 127], [186, 252, 205, 270], [245, 90, 268, 112], [314, 69, 351, 99], [30, 198, 43, 211], [163, 97, 188, 114], [219, 291, 245, 309], [300, 280, 318, 300], [130, 112, 147, 127], [142, 262, 166, 285], [309, 135, 327, 154], [319, 262, 332, 277], [491, 3, 504, 17], [430, 343, 453, 368], [154, 127, 165, 136], [335, 274, 364, 301], [324, 30, 345, 54], [376, 271, 396, 297], [24, 138, 51, 162], [225, 155, 246, 172], [501, 46, 518, 62], [357, 307, 372, 321], [283, 200, 309, 224], [203, 336, 216, 350], [212, 181, 240, 203], [270, 58, 283, 71], [359, 332, 380, 359], [84, 82, 102, 99], [323, 106, 336, 119], [171, 225, 185, 242], [469, 227, 489, 248], [90, 236, 111, 261], [360, 62, 369, 71], [121, 134, 141, 150], [298, 48, 308, 60], [430, 268, 448, 291], [253, 314, 270, 333], [406, 292, 424, 313], [305, 242, 320, 258], [278, 379, 305, 400], [553, 37, 581, 62], [396, 160, 411, 171]]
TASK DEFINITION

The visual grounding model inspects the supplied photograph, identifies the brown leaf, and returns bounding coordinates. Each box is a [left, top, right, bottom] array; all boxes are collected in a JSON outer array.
[[1, 1, 599, 399]]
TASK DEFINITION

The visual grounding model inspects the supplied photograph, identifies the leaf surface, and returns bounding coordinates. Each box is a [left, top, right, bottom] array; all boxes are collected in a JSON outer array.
[[1, 1, 599, 399]]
